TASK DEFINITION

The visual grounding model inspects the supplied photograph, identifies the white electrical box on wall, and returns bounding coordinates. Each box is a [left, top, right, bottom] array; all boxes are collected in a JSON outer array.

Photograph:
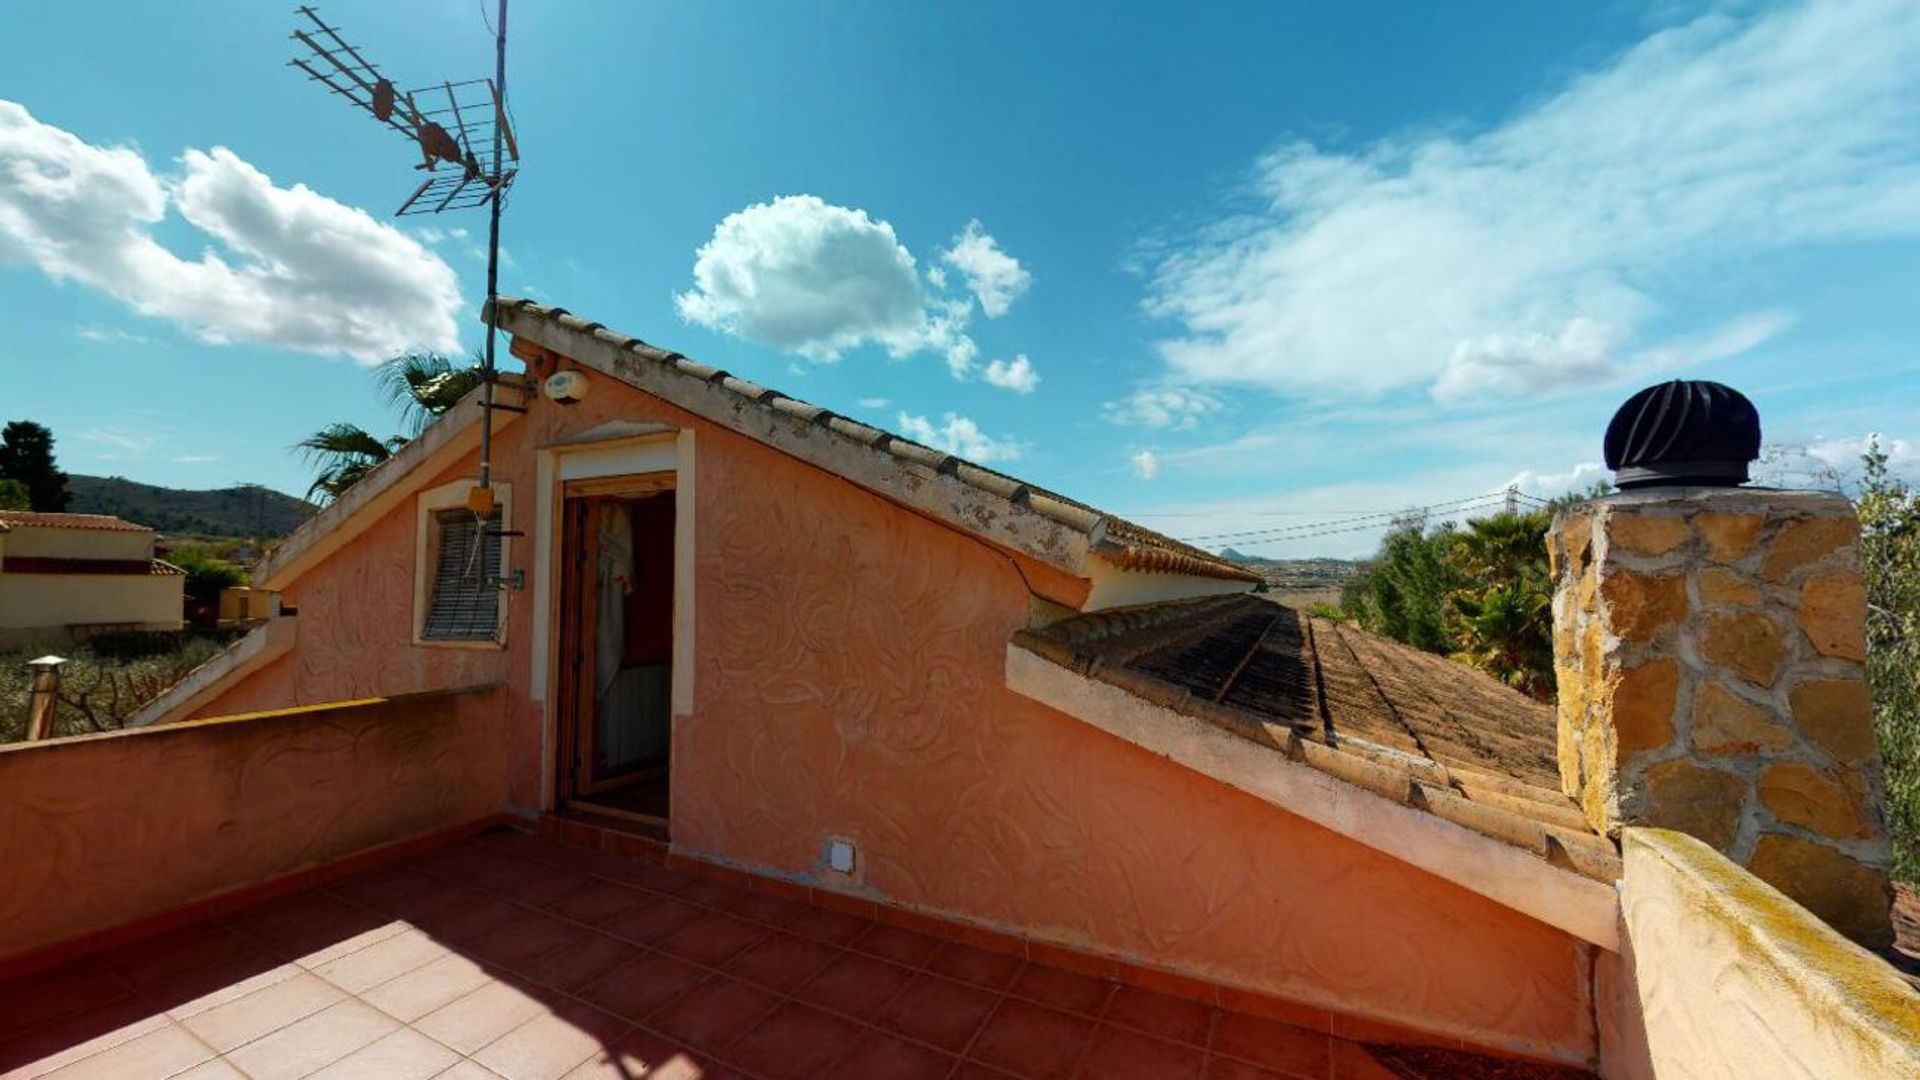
[[825, 837, 857, 875]]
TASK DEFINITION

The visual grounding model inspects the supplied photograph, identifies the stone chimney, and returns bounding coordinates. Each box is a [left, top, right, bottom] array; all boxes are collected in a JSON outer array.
[[1549, 381, 1893, 948]]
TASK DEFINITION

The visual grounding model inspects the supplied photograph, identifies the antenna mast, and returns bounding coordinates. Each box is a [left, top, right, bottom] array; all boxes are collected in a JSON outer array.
[[290, 2, 521, 509]]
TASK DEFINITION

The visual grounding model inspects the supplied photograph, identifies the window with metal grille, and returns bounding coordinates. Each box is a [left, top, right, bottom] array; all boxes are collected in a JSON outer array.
[[422, 507, 503, 641]]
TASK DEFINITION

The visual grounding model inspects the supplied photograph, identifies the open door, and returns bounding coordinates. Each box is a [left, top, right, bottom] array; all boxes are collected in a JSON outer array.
[[555, 473, 675, 831]]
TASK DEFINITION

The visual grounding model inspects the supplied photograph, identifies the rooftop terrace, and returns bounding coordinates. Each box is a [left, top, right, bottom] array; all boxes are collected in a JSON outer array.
[[0, 827, 1586, 1080]]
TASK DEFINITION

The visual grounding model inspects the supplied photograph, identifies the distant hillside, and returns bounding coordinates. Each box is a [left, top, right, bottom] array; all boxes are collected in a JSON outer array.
[[68, 475, 315, 538], [1219, 549, 1361, 602]]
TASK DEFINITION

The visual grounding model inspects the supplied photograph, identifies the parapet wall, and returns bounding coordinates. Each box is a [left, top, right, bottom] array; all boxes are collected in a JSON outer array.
[[1615, 828, 1920, 1078]]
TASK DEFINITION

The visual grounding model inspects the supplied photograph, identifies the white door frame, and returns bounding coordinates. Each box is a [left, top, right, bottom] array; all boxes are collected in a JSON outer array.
[[532, 427, 695, 812]]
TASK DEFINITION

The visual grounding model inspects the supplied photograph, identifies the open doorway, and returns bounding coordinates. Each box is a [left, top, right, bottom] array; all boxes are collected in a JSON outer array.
[[555, 473, 675, 835]]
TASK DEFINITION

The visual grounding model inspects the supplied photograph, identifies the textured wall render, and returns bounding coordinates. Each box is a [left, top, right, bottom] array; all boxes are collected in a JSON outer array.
[[1620, 828, 1920, 1078], [0, 688, 509, 961], [673, 425, 1596, 1063], [188, 360, 1596, 1060]]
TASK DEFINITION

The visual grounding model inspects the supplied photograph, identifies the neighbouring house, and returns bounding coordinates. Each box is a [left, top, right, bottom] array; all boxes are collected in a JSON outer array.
[[0, 510, 184, 646], [3, 302, 1915, 1079]]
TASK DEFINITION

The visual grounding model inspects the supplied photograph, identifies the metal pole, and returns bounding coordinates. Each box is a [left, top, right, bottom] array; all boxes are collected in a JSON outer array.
[[476, 0, 508, 496], [24, 656, 66, 741]]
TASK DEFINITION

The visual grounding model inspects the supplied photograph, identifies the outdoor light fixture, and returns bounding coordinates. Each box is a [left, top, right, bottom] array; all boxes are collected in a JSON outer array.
[[542, 370, 590, 406]]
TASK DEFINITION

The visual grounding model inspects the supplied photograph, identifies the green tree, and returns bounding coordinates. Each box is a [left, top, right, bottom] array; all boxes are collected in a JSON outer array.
[[167, 546, 250, 604], [297, 352, 485, 504], [1341, 514, 1466, 654], [1446, 510, 1556, 699], [0, 478, 28, 510], [0, 420, 73, 511], [1858, 441, 1920, 881]]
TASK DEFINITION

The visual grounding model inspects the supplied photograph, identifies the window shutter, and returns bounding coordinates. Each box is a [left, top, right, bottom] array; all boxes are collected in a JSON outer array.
[[423, 508, 502, 640]]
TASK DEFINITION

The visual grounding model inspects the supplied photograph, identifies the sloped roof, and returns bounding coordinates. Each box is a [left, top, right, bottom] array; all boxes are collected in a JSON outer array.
[[492, 297, 1257, 587], [1013, 593, 1619, 881], [0, 511, 147, 533]]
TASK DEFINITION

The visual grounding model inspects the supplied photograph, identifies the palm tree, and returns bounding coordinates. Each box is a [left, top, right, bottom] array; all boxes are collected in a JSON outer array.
[[297, 351, 485, 504], [377, 350, 489, 436], [296, 423, 406, 503]]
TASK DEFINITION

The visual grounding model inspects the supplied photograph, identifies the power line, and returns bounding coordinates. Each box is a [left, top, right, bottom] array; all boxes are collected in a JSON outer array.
[[1176, 491, 1511, 544]]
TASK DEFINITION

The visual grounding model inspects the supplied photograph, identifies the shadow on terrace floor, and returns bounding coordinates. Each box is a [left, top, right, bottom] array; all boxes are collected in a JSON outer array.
[[0, 828, 1593, 1079]]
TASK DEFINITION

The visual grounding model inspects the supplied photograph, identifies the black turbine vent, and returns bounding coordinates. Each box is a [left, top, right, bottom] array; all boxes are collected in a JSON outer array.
[[1603, 380, 1761, 490]]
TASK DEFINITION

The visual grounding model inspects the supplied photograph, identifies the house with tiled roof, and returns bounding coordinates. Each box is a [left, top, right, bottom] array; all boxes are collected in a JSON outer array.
[[0, 509, 183, 645], [2, 303, 1915, 1079]]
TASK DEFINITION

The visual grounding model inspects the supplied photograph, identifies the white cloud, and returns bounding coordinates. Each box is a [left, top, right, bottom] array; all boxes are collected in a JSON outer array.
[[894, 410, 1023, 463], [677, 195, 937, 361], [857, 396, 890, 409], [983, 354, 1039, 393], [76, 324, 152, 345], [0, 101, 462, 362], [171, 454, 219, 464], [1505, 461, 1609, 501], [1130, 449, 1161, 480], [1103, 386, 1223, 430], [1760, 432, 1920, 488], [941, 220, 1031, 317], [678, 196, 1041, 387], [1147, 0, 1920, 399]]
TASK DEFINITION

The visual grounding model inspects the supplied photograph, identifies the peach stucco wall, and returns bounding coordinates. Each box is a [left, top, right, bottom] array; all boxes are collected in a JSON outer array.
[[0, 688, 507, 964], [190, 362, 1595, 1061]]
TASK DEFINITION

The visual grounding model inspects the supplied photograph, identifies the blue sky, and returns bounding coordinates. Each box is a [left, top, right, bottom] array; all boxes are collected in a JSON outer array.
[[2, 0, 1917, 556]]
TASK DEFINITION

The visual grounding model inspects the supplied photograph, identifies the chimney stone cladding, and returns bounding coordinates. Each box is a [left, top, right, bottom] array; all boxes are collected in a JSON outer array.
[[1549, 487, 1892, 948]]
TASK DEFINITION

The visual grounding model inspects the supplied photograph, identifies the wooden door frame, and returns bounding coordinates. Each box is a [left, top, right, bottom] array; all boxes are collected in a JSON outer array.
[[553, 471, 676, 808]]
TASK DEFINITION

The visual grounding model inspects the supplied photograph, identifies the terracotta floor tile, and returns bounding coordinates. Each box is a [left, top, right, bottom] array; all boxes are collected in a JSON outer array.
[[1209, 1013, 1331, 1078], [223, 998, 400, 1080], [145, 958, 304, 1021], [722, 932, 840, 993], [849, 923, 943, 967], [963, 998, 1096, 1079], [434, 1061, 509, 1079], [720, 889, 809, 928], [226, 891, 389, 955], [560, 1028, 710, 1080], [721, 1000, 865, 1080], [576, 952, 707, 1023], [416, 979, 553, 1055], [1005, 964, 1114, 1018], [596, 898, 705, 944], [1078, 1023, 1205, 1080], [169, 1060, 248, 1079], [544, 879, 647, 926], [35, 1021, 212, 1080], [105, 925, 266, 990], [471, 999, 631, 1080], [521, 933, 644, 993], [288, 919, 415, 971], [308, 1026, 462, 1079], [1103, 987, 1214, 1047], [0, 968, 136, 1043], [791, 950, 917, 1019], [599, 860, 692, 896], [1203, 1058, 1294, 1080], [360, 953, 495, 1024], [781, 905, 870, 946], [829, 1029, 958, 1080], [876, 973, 1001, 1053], [418, 896, 528, 945], [180, 971, 347, 1052], [653, 913, 771, 967], [928, 942, 1024, 990], [503, 869, 602, 911], [673, 876, 752, 909], [328, 866, 450, 914], [315, 928, 451, 993], [0, 1000, 169, 1078], [469, 913, 597, 975], [646, 976, 780, 1052], [1330, 1041, 1402, 1080]]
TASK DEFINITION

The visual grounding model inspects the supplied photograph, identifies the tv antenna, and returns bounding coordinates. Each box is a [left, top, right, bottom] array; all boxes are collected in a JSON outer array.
[[290, 2, 520, 508]]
